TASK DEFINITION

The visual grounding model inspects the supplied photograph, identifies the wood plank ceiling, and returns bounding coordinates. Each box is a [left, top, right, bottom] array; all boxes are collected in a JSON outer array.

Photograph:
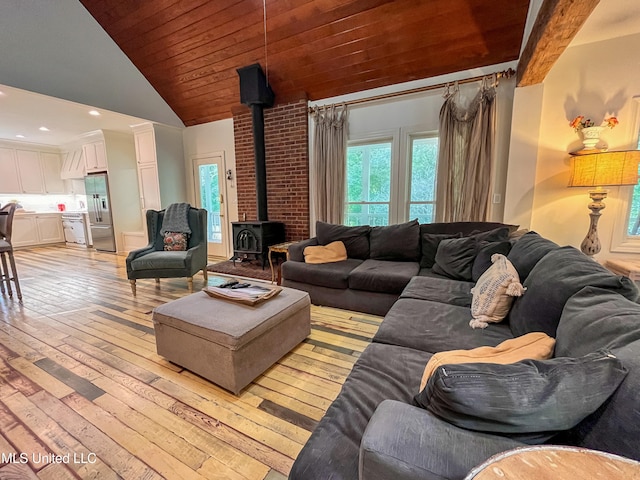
[[79, 0, 530, 126]]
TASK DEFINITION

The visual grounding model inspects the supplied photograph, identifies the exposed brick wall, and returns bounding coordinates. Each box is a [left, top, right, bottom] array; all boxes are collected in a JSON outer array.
[[233, 99, 310, 241]]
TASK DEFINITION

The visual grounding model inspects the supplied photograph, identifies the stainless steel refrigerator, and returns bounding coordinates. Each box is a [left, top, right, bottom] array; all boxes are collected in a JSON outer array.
[[85, 173, 116, 252]]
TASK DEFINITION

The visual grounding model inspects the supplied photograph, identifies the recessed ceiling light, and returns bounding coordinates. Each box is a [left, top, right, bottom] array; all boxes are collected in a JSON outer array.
[[39, 126, 49, 131], [89, 110, 101, 116], [0, 91, 5, 97], [16, 134, 24, 138]]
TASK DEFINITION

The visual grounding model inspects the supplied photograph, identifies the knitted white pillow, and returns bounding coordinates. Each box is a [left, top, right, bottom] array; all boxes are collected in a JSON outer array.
[[470, 254, 526, 329]]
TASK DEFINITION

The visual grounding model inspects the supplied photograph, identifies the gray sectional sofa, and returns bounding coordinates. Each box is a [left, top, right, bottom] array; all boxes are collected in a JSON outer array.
[[287, 229, 640, 480], [282, 220, 515, 316]]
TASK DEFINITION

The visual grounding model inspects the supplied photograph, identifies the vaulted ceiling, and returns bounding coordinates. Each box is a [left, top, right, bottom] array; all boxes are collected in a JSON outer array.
[[79, 0, 530, 126]]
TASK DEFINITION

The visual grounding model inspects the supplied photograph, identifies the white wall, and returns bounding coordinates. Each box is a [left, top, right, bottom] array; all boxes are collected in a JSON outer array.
[[509, 32, 640, 260], [182, 118, 238, 256]]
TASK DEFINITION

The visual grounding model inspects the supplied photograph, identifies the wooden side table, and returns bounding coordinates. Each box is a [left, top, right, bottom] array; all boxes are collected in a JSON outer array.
[[465, 445, 640, 480], [268, 241, 295, 284], [605, 258, 640, 282]]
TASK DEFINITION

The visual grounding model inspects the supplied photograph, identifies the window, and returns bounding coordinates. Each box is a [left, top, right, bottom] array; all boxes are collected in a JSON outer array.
[[344, 132, 438, 226], [408, 136, 438, 223], [610, 97, 640, 253], [345, 141, 391, 226], [625, 135, 640, 236]]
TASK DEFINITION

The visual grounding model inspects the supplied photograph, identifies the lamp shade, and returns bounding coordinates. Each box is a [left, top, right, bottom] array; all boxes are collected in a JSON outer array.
[[568, 151, 640, 187]]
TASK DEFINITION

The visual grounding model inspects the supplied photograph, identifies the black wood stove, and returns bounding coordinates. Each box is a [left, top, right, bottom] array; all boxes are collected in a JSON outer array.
[[231, 64, 285, 266]]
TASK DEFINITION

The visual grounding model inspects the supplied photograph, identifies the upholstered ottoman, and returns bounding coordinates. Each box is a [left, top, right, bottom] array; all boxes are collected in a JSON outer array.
[[152, 287, 311, 394]]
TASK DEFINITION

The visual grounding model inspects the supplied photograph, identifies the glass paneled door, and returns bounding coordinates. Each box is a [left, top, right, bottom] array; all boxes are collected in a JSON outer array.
[[193, 155, 228, 257]]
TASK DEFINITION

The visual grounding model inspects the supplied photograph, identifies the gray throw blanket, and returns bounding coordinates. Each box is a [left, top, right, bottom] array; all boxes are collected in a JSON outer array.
[[160, 203, 192, 235]]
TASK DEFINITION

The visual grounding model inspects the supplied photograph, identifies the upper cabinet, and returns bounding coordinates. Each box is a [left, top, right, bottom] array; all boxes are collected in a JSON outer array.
[[0, 147, 21, 193], [0, 144, 65, 194], [41, 152, 66, 193], [16, 150, 45, 193], [83, 140, 108, 173], [132, 123, 187, 212]]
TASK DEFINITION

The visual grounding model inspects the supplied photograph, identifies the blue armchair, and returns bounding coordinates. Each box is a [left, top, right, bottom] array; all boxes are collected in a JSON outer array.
[[126, 207, 208, 295]]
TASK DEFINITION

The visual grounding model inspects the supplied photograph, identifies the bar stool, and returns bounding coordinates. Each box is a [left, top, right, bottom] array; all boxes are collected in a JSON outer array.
[[0, 202, 22, 301]]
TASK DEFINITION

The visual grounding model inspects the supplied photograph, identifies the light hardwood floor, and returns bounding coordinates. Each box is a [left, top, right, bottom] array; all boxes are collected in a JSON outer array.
[[0, 245, 382, 479]]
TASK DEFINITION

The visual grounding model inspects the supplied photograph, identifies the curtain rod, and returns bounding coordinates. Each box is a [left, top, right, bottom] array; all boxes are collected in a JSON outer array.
[[308, 68, 516, 112]]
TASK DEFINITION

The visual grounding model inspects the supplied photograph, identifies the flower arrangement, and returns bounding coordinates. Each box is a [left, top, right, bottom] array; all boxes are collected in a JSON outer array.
[[570, 115, 619, 132]]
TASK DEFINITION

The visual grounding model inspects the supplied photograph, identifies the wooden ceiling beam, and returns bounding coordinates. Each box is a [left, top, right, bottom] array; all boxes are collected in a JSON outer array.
[[517, 0, 600, 86]]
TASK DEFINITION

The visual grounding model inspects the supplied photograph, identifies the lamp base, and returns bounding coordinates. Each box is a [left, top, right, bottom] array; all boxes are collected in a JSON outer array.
[[580, 189, 607, 257]]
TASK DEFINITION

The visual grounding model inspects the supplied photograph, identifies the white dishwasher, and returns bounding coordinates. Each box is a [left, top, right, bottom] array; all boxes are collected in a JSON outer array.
[[61, 212, 89, 246]]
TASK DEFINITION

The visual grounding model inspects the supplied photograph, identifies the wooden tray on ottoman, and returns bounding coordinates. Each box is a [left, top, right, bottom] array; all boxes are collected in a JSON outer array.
[[152, 286, 311, 395]]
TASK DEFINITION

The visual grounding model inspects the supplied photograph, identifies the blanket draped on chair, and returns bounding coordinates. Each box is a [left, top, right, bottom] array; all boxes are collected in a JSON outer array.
[[160, 203, 192, 235]]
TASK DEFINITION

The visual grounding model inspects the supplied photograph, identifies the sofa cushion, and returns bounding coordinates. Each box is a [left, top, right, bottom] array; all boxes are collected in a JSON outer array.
[[130, 251, 187, 270], [420, 221, 518, 236], [432, 236, 478, 281], [373, 298, 514, 353], [507, 231, 559, 281], [419, 332, 555, 391], [348, 259, 419, 294], [360, 400, 525, 480], [288, 343, 432, 480], [414, 350, 628, 443], [303, 241, 347, 264], [469, 226, 511, 243], [400, 275, 473, 307], [370, 219, 420, 261], [509, 246, 640, 338], [316, 221, 371, 259], [472, 240, 512, 282], [419, 232, 462, 268], [281, 258, 363, 289], [556, 286, 640, 358], [556, 340, 640, 461], [470, 254, 525, 329]]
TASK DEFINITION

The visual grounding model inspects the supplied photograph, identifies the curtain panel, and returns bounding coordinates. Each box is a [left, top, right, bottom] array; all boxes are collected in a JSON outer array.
[[436, 78, 497, 222], [311, 104, 348, 224]]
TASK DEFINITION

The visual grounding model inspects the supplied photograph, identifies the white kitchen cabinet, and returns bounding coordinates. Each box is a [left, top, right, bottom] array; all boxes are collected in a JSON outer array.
[[41, 152, 66, 194], [0, 147, 21, 194], [36, 214, 64, 243], [83, 141, 108, 172], [16, 149, 46, 193], [134, 129, 157, 166], [138, 163, 162, 210], [12, 214, 64, 247], [133, 123, 186, 213], [12, 215, 38, 247]]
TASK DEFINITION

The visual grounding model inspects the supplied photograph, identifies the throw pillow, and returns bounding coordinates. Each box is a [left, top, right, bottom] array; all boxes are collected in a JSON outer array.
[[468, 227, 510, 243], [420, 232, 462, 268], [303, 241, 348, 264], [471, 240, 512, 282], [419, 332, 555, 391], [509, 246, 640, 338], [431, 236, 478, 281], [316, 221, 371, 259], [470, 254, 525, 329], [414, 350, 628, 442], [420, 222, 519, 237], [507, 231, 559, 281], [369, 219, 420, 261], [163, 231, 188, 251]]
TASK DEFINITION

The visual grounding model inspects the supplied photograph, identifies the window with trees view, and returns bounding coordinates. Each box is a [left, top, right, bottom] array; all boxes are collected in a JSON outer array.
[[344, 134, 438, 226], [625, 135, 640, 236]]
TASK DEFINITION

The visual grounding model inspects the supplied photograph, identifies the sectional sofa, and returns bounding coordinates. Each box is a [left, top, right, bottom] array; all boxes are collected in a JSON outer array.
[[282, 219, 516, 316], [286, 227, 640, 480]]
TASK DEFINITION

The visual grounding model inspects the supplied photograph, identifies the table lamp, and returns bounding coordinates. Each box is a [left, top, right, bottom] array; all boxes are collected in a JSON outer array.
[[568, 151, 640, 256]]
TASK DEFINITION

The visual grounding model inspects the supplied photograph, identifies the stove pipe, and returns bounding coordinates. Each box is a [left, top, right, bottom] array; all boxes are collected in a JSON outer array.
[[237, 64, 275, 222]]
